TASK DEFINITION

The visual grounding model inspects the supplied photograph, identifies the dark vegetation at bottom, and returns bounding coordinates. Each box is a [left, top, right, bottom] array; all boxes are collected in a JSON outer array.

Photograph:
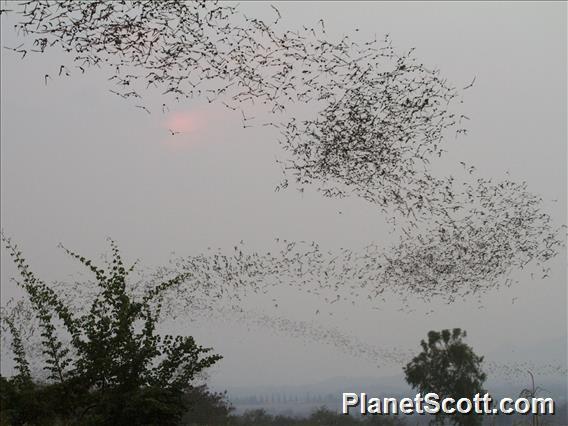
[[0, 375, 405, 425]]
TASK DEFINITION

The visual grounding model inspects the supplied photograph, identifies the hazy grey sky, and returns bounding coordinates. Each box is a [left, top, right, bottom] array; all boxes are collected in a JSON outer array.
[[1, 2, 566, 392]]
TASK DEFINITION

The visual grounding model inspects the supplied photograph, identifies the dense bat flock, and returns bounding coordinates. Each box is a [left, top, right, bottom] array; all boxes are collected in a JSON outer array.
[[151, 176, 563, 309], [5, 0, 465, 213], [2, 1, 566, 373]]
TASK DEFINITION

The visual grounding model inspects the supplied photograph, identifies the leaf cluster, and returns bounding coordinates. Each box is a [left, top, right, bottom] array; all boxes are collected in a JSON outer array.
[[403, 329, 486, 426], [1, 235, 221, 425]]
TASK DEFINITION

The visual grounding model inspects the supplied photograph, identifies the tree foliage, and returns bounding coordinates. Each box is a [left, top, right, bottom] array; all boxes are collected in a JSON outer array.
[[403, 329, 486, 426], [0, 235, 221, 425]]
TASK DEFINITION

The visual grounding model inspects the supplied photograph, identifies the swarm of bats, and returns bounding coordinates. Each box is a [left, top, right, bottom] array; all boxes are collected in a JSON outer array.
[[2, 1, 566, 371]]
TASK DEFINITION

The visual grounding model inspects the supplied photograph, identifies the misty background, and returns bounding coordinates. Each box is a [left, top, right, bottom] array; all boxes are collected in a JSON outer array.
[[1, 1, 566, 412]]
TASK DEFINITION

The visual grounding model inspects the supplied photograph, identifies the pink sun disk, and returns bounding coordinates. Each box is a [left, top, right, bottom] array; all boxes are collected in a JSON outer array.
[[164, 111, 200, 133]]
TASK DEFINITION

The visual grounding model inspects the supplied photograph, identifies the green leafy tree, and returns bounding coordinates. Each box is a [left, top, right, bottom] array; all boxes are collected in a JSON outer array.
[[181, 384, 234, 425], [403, 329, 486, 426], [0, 235, 221, 425]]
